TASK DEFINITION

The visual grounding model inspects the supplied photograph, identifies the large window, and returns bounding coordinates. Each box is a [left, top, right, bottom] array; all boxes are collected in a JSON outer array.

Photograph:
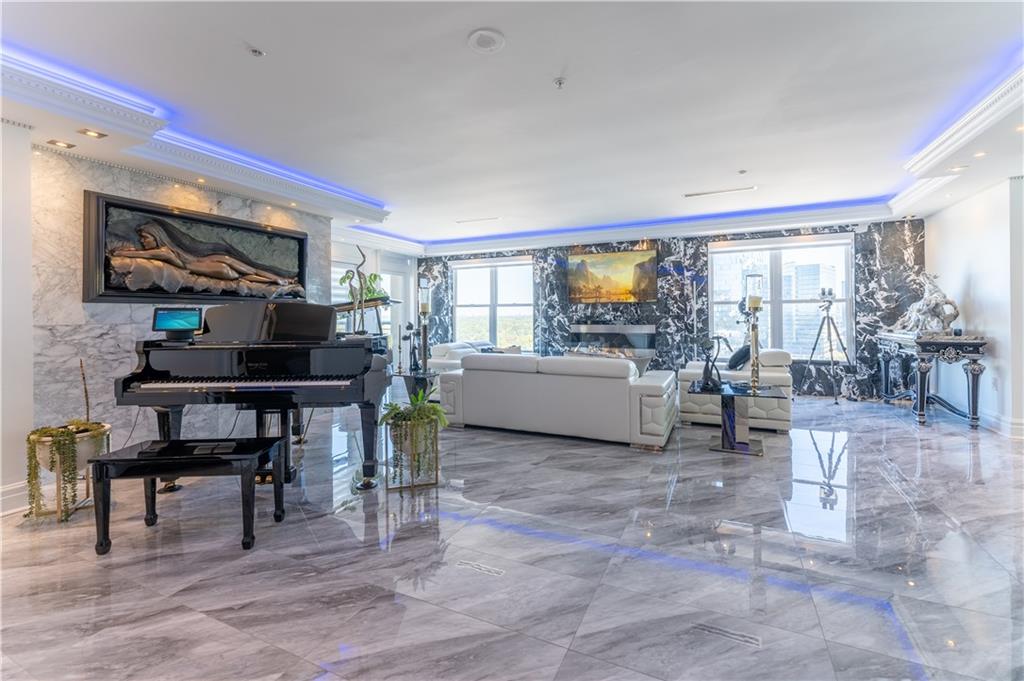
[[454, 259, 534, 350], [709, 236, 854, 361]]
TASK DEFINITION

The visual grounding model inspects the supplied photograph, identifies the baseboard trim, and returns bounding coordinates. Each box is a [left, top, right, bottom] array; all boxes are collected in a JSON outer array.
[[1, 480, 28, 517], [978, 409, 1024, 440]]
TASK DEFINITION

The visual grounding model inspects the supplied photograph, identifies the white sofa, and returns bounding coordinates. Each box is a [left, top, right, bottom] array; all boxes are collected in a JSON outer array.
[[439, 354, 677, 449], [678, 349, 793, 432]]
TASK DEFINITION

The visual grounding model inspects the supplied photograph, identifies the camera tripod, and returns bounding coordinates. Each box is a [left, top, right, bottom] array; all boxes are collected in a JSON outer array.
[[798, 297, 855, 405]]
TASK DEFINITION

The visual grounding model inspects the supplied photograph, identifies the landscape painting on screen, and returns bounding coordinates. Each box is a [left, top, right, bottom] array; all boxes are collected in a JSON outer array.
[[567, 250, 657, 303]]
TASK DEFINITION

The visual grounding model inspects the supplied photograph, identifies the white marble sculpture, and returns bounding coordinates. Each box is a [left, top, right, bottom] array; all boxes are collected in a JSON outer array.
[[889, 273, 960, 335]]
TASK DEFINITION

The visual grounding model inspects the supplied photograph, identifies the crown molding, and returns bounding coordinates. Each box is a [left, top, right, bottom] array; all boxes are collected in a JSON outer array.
[[904, 66, 1023, 176], [415, 198, 894, 256], [1, 50, 168, 139], [332, 224, 424, 257], [887, 176, 960, 216], [2, 117, 35, 130], [126, 131, 390, 223]]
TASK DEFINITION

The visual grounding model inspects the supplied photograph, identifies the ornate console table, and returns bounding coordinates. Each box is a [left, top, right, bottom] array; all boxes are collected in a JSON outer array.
[[877, 331, 987, 428]]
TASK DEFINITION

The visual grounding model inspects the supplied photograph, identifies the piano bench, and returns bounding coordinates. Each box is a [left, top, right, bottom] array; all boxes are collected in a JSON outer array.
[[88, 438, 286, 555]]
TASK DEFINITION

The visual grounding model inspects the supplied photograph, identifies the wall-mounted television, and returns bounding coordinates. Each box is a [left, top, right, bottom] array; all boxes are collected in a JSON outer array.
[[567, 249, 657, 304]]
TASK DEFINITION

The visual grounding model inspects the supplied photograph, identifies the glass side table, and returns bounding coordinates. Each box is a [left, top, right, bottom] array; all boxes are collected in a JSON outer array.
[[688, 382, 789, 456]]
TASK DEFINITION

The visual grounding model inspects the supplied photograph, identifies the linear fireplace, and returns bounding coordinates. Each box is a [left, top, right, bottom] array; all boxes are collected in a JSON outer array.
[[568, 323, 657, 372]]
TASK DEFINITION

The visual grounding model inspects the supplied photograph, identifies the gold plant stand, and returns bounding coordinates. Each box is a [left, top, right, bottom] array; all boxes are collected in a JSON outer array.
[[386, 420, 440, 491]]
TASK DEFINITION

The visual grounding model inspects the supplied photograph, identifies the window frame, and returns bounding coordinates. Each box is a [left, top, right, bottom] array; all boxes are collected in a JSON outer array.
[[453, 258, 533, 350], [708, 234, 855, 361]]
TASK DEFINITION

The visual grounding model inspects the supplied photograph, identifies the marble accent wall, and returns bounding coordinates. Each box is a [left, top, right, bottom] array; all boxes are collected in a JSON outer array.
[[30, 150, 332, 441], [418, 219, 925, 397]]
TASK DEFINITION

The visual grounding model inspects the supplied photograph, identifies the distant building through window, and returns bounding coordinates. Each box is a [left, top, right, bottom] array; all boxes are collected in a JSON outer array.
[[709, 236, 854, 361]]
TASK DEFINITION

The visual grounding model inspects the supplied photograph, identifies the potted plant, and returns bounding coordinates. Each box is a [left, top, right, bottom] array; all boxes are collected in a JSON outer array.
[[25, 360, 111, 521], [379, 388, 447, 490]]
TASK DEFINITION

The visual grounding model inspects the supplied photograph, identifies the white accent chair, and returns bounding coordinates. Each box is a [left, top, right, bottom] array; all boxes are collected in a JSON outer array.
[[677, 349, 793, 432], [426, 341, 495, 374], [439, 354, 677, 449]]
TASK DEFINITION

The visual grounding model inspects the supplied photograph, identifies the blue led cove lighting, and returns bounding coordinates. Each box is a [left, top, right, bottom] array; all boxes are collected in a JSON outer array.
[[153, 130, 387, 209], [351, 194, 896, 247], [1, 42, 171, 118]]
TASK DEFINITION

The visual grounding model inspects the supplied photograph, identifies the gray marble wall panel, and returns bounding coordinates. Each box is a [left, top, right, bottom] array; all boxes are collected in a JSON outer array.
[[418, 220, 924, 398], [30, 150, 332, 444]]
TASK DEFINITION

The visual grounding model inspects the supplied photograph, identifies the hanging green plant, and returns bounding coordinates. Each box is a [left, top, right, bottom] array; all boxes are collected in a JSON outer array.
[[380, 388, 446, 489], [24, 359, 111, 521]]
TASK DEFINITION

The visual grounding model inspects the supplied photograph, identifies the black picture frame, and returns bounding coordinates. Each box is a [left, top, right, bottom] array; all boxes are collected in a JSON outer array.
[[83, 191, 308, 303]]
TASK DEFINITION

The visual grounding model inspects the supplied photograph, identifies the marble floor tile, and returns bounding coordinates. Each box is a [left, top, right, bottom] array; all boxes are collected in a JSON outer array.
[[3, 393, 1022, 680], [810, 579, 1023, 680], [304, 592, 568, 680], [571, 584, 836, 681]]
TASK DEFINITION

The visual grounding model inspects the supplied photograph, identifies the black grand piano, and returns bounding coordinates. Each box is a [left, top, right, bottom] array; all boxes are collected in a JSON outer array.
[[116, 301, 391, 489]]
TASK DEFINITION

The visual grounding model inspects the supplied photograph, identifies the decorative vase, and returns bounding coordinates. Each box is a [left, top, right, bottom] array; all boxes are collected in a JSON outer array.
[[387, 420, 439, 490]]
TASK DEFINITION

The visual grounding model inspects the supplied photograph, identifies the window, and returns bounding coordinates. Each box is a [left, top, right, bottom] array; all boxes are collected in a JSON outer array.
[[454, 259, 534, 350], [709, 236, 854, 361]]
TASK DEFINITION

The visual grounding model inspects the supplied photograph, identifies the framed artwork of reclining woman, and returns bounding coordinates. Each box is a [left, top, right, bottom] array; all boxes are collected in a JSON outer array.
[[83, 191, 308, 303]]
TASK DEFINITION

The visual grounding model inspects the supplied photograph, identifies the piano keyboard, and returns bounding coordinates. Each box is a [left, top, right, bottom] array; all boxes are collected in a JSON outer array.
[[138, 378, 353, 391]]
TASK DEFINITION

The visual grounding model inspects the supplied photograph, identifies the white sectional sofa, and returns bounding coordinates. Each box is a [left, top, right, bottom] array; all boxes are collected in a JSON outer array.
[[677, 349, 793, 432], [439, 354, 677, 449]]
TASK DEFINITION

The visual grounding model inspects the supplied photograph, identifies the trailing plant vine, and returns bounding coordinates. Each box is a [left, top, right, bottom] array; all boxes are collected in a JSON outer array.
[[379, 389, 447, 487], [24, 358, 110, 521]]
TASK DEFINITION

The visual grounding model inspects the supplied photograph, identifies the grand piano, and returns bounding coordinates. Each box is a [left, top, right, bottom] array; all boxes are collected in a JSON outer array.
[[116, 301, 391, 488]]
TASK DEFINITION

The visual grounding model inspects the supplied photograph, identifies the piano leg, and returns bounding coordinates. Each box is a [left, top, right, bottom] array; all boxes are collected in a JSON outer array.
[[356, 403, 379, 490], [154, 407, 183, 493], [154, 406, 183, 440], [256, 409, 295, 484]]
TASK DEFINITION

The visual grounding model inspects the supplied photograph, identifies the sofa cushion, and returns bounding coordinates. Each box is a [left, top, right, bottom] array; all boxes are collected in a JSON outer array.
[[538, 356, 638, 379], [431, 342, 473, 359], [461, 353, 539, 373], [759, 349, 791, 367]]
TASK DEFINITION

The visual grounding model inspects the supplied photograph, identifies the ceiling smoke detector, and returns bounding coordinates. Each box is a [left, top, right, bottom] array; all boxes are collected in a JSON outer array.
[[467, 28, 506, 54]]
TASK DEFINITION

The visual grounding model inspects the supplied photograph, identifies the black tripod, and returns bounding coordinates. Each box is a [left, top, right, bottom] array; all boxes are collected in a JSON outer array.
[[798, 290, 855, 405]]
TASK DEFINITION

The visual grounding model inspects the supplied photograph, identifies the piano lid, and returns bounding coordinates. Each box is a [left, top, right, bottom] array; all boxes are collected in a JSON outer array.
[[202, 302, 337, 343]]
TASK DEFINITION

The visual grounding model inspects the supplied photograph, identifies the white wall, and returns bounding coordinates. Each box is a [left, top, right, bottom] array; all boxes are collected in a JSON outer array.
[[925, 178, 1024, 438], [1, 124, 35, 512]]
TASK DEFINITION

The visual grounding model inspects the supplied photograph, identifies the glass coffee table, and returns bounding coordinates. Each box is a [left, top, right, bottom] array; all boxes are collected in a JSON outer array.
[[688, 382, 789, 456]]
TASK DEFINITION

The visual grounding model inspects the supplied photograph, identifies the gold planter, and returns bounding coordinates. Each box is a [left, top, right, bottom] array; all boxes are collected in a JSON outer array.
[[386, 420, 440, 491]]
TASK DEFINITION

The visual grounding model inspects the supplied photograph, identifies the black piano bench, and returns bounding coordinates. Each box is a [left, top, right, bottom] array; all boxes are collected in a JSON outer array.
[[89, 438, 286, 555]]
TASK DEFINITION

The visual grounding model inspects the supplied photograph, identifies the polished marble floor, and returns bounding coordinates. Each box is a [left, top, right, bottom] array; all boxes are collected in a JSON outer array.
[[2, 391, 1022, 681]]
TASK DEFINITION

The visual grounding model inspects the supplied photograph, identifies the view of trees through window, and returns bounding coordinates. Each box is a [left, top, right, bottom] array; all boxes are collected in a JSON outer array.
[[454, 262, 534, 350], [710, 241, 853, 360]]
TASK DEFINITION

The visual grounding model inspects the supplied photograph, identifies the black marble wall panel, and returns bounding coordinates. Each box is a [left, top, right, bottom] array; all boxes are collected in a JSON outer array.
[[417, 219, 924, 397]]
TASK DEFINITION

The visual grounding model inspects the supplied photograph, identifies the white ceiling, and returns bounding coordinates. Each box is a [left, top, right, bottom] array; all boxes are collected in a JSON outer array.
[[3, 2, 1022, 245]]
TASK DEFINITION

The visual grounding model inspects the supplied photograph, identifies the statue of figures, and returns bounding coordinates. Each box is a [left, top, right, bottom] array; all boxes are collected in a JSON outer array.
[[891, 273, 960, 334]]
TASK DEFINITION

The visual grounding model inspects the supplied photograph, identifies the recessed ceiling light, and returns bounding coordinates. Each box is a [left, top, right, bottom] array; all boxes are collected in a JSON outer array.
[[972, 151, 986, 158], [196, 178, 206, 183], [454, 216, 501, 224], [266, 206, 272, 210], [948, 166, 967, 172], [289, 202, 297, 207], [354, 218, 361, 223], [684, 185, 758, 198], [33, 150, 42, 156], [1017, 124, 1024, 132], [77, 128, 107, 139], [467, 28, 506, 55], [46, 139, 75, 149]]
